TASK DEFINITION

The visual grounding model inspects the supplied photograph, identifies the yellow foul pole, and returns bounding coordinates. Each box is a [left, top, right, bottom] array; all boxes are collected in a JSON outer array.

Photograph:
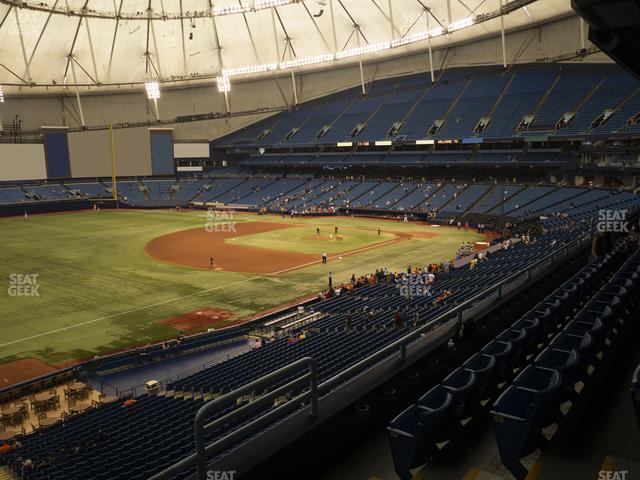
[[109, 124, 118, 208]]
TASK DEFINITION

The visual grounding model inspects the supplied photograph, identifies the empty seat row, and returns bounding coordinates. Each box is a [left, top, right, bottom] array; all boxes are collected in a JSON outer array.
[[492, 245, 640, 479], [387, 240, 632, 479]]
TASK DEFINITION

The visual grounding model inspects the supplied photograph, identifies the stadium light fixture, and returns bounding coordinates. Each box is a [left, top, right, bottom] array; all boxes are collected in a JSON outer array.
[[336, 42, 391, 60], [145, 81, 161, 100], [280, 54, 334, 69], [222, 64, 278, 77], [0, 84, 4, 103], [448, 17, 474, 32], [218, 12, 478, 82], [217, 75, 231, 93], [212, 0, 297, 16]]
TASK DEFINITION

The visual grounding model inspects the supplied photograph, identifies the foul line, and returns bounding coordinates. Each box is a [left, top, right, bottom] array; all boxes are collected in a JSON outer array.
[[2, 229, 410, 348]]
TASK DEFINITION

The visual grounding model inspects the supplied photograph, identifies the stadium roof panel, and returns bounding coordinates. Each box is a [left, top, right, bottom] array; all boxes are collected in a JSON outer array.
[[0, 0, 574, 91]]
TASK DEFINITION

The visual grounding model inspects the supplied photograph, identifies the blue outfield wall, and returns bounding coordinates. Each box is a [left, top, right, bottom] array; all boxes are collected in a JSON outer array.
[[43, 131, 72, 178], [150, 130, 175, 175]]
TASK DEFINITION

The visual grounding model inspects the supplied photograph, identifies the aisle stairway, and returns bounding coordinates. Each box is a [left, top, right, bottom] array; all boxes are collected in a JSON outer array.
[[0, 467, 18, 480]]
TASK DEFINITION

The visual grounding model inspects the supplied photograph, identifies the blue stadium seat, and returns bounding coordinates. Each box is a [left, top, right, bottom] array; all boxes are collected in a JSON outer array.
[[491, 369, 562, 480], [534, 347, 580, 401], [481, 340, 514, 381], [387, 385, 454, 480], [462, 353, 497, 399], [442, 367, 478, 418], [632, 364, 640, 433]]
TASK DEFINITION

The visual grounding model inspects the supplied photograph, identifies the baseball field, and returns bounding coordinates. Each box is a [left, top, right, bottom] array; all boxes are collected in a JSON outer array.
[[0, 209, 485, 381]]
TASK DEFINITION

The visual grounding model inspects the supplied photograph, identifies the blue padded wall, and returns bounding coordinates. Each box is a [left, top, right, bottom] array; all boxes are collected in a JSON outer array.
[[43, 132, 71, 178], [150, 131, 174, 175]]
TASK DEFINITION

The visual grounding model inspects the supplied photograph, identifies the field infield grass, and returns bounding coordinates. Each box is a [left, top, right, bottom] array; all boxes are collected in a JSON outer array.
[[0, 209, 483, 367]]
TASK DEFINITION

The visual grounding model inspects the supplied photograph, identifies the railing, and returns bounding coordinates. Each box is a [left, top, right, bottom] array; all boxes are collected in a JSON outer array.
[[96, 342, 253, 398], [148, 357, 318, 480], [149, 232, 590, 480]]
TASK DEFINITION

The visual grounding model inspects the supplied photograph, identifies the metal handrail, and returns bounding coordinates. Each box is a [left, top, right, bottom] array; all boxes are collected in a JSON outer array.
[[148, 233, 588, 480], [148, 356, 318, 480]]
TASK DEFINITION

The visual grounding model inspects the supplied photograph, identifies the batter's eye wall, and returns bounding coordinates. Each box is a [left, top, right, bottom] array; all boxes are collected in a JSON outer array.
[[0, 144, 47, 181], [68, 128, 155, 178], [68, 130, 112, 178], [42, 128, 71, 178], [112, 127, 153, 177], [150, 129, 175, 175]]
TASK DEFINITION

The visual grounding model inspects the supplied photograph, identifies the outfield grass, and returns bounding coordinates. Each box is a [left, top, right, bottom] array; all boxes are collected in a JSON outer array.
[[0, 210, 483, 366]]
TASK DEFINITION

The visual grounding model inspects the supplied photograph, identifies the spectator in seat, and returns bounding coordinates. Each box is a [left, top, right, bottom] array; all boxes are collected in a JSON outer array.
[[591, 231, 611, 259], [0, 441, 13, 456], [394, 310, 403, 329]]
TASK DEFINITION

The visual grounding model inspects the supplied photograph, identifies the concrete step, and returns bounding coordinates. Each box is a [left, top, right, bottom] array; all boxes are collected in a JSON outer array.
[[0, 466, 19, 480], [598, 456, 640, 480]]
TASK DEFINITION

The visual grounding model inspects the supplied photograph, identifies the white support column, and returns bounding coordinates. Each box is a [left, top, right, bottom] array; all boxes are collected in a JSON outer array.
[[211, 15, 229, 114], [69, 59, 86, 127], [14, 8, 32, 83], [271, 8, 281, 64], [426, 10, 435, 83], [223, 91, 230, 115], [499, 0, 507, 68], [580, 17, 586, 50], [446, 0, 452, 27], [291, 70, 298, 105], [329, 0, 338, 54], [153, 97, 160, 120], [84, 17, 100, 83], [387, 0, 394, 41], [356, 27, 365, 95]]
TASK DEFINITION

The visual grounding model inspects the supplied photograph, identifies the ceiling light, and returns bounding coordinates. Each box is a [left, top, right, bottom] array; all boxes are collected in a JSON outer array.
[[222, 64, 278, 77], [280, 54, 334, 69], [217, 75, 231, 93], [145, 81, 160, 99], [212, 0, 296, 16], [0, 85, 4, 103], [336, 42, 391, 60], [448, 17, 474, 32]]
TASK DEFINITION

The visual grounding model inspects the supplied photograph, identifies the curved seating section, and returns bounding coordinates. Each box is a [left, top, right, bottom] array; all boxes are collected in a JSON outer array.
[[386, 240, 634, 480], [2, 177, 638, 224], [215, 64, 638, 147], [3, 225, 589, 480]]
